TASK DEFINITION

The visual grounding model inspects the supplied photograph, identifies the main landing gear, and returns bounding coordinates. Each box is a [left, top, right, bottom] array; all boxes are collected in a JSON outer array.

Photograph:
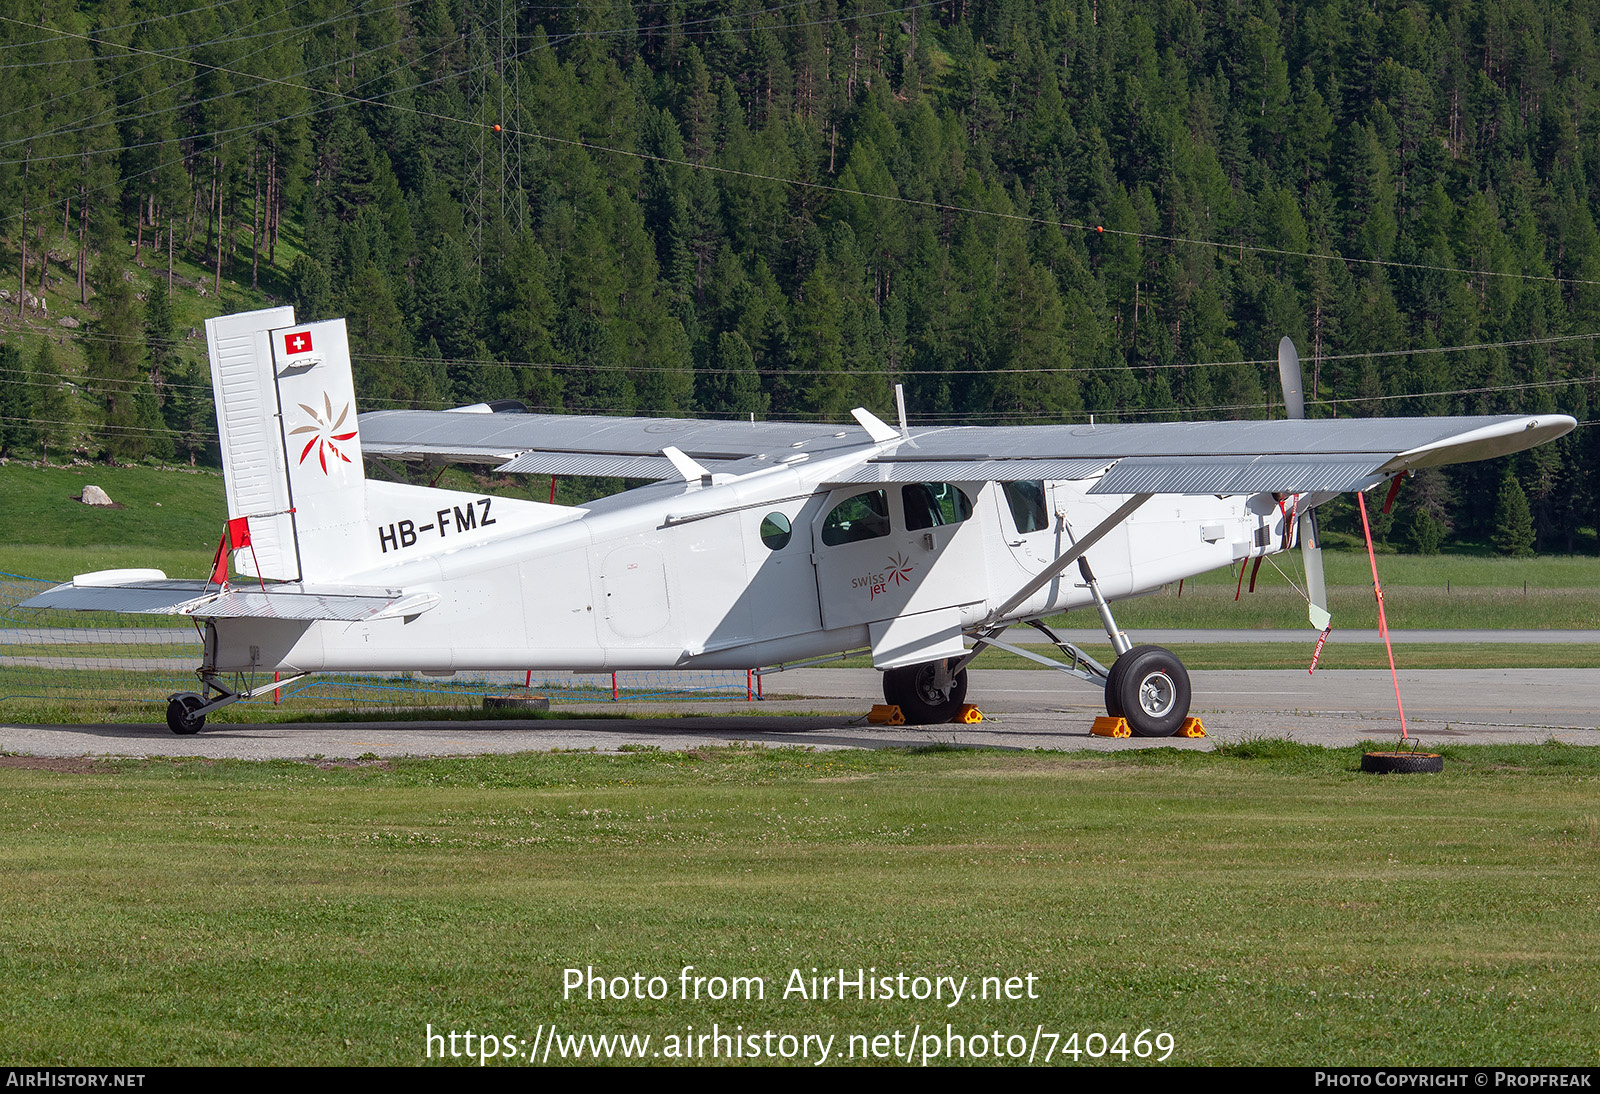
[[1077, 553, 1191, 736], [957, 553, 1193, 736], [1083, 553, 1191, 735], [882, 658, 969, 725], [1103, 644, 1191, 737]]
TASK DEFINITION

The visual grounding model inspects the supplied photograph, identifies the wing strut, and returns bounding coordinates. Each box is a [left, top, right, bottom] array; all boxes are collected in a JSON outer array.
[[977, 492, 1153, 630]]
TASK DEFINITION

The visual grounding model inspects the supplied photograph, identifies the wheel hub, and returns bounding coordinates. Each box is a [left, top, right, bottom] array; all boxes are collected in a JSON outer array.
[[1137, 671, 1176, 718]]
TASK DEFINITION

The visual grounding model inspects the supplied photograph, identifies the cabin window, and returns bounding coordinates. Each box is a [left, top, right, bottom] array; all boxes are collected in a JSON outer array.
[[902, 483, 973, 531], [759, 512, 793, 550], [1002, 480, 1049, 534], [821, 490, 891, 546]]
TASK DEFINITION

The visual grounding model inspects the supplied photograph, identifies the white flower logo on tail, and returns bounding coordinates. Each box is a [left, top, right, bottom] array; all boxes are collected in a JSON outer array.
[[289, 393, 357, 473]]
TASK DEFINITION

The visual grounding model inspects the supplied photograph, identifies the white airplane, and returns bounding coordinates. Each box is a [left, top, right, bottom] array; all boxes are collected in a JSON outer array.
[[24, 307, 1575, 735]]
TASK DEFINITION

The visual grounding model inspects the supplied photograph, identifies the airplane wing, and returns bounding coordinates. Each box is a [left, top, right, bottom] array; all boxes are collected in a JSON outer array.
[[360, 408, 835, 478], [359, 408, 1574, 494], [21, 574, 439, 622]]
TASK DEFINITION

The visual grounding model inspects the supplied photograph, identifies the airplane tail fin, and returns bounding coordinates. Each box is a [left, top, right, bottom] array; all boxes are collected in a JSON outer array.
[[205, 310, 579, 586], [205, 309, 372, 583]]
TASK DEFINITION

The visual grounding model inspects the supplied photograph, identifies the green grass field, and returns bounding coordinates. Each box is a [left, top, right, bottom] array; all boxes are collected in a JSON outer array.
[[1, 743, 1596, 1066]]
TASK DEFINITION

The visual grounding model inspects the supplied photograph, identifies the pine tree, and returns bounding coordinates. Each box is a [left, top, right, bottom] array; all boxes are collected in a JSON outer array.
[[1491, 471, 1536, 557], [31, 343, 71, 465], [86, 256, 148, 462], [0, 343, 30, 457]]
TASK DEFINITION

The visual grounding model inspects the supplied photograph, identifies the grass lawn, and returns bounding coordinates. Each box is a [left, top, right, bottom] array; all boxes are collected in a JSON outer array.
[[0, 743, 1596, 1066]]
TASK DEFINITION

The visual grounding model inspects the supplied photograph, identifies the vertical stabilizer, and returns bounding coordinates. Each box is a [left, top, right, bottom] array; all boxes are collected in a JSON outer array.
[[268, 318, 372, 581], [205, 307, 299, 580], [206, 311, 376, 584]]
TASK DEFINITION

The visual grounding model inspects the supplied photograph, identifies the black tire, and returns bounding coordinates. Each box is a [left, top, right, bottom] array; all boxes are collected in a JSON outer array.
[[1361, 751, 1443, 774], [1110, 645, 1191, 737], [166, 694, 206, 735], [1102, 655, 1128, 718], [881, 660, 970, 725]]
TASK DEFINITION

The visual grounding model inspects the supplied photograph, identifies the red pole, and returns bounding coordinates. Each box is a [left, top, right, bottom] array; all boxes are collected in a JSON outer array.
[[746, 669, 753, 702], [549, 475, 557, 504], [1358, 491, 1409, 740], [612, 672, 618, 702]]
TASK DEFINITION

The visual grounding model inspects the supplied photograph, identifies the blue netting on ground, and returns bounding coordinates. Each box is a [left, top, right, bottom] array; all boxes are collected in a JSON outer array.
[[0, 572, 756, 719]]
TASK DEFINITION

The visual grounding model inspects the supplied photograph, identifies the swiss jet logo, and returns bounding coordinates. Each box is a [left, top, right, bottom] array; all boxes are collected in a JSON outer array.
[[289, 393, 357, 473], [284, 330, 314, 355], [851, 553, 917, 600]]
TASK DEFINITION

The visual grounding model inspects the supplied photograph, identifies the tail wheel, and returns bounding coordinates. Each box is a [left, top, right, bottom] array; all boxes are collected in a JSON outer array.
[[166, 693, 207, 735], [882, 659, 970, 725], [1107, 645, 1191, 737]]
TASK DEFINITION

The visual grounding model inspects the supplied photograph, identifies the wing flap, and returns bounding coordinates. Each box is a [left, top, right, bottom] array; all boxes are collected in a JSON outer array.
[[1089, 454, 1384, 496]]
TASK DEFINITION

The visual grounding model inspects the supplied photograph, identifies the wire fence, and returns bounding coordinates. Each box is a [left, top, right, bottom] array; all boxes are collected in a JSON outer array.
[[0, 572, 757, 721]]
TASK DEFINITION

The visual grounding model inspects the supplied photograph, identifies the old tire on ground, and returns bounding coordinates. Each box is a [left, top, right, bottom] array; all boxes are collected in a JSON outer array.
[[882, 660, 970, 724], [1361, 751, 1444, 774], [1110, 645, 1191, 737], [166, 693, 206, 735]]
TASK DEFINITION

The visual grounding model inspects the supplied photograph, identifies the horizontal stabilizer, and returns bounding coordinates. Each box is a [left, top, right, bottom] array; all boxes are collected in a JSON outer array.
[[22, 574, 438, 623]]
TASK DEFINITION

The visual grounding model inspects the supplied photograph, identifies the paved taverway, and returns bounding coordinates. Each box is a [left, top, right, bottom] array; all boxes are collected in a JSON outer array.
[[2, 668, 1595, 760], [1010, 628, 1600, 644]]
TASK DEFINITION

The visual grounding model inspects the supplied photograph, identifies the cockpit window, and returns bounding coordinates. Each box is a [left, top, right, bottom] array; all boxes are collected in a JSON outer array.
[[821, 490, 891, 546], [902, 483, 973, 531], [1002, 480, 1049, 534]]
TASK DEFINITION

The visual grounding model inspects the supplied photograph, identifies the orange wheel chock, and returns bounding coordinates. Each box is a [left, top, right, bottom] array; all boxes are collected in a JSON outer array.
[[957, 704, 983, 724], [1091, 716, 1131, 738], [868, 704, 906, 725], [1177, 717, 1206, 738]]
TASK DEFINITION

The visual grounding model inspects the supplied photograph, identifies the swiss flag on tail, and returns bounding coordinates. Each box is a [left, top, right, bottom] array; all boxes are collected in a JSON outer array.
[[283, 330, 314, 354]]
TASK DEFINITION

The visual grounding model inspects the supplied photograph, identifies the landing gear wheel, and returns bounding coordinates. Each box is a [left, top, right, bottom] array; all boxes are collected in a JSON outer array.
[[166, 693, 207, 735], [1102, 655, 1129, 718], [881, 659, 970, 725], [1109, 645, 1190, 737]]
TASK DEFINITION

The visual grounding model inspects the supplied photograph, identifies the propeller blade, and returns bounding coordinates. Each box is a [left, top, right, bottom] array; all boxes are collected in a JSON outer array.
[[1301, 508, 1331, 631], [1278, 335, 1305, 420], [1279, 335, 1326, 628]]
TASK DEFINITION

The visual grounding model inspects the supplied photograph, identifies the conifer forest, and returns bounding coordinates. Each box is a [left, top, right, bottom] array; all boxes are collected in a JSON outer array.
[[2, 0, 1599, 553]]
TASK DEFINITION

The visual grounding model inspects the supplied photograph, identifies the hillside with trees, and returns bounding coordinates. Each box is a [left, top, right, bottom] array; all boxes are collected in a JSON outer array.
[[1, 0, 1598, 553]]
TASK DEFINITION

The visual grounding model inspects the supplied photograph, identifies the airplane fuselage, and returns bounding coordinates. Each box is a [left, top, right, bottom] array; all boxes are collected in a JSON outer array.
[[206, 453, 1287, 677]]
